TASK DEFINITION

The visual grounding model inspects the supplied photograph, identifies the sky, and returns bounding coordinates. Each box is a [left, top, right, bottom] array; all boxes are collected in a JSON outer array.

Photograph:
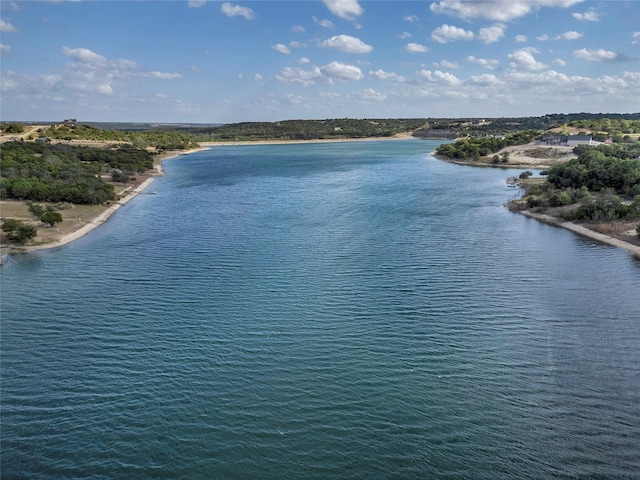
[[1, 0, 639, 123]]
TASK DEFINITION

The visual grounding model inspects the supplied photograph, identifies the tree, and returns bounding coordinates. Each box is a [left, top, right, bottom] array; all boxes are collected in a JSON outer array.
[[40, 210, 63, 227], [519, 171, 533, 179], [111, 168, 129, 184], [1, 219, 37, 243], [27, 201, 45, 218]]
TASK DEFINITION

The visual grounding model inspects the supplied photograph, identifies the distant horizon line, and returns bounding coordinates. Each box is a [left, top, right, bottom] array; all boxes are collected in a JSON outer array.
[[3, 112, 640, 126]]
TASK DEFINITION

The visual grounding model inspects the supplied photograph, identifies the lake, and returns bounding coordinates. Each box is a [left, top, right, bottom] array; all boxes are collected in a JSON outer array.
[[2, 140, 639, 478]]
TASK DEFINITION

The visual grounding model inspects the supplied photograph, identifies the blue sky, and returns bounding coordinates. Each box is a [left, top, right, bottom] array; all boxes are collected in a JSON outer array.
[[1, 0, 639, 123]]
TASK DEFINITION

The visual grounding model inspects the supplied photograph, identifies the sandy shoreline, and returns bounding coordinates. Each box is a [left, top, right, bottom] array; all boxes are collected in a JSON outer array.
[[519, 211, 640, 259], [3, 137, 638, 260]]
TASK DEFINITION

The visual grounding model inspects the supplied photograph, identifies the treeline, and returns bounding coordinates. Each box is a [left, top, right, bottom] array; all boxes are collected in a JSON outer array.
[[42, 125, 200, 151], [434, 131, 539, 162], [188, 118, 430, 141], [517, 143, 640, 222], [0, 142, 154, 204]]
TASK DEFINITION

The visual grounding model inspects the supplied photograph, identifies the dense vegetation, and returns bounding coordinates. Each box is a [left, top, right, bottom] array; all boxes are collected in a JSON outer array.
[[517, 143, 640, 222], [434, 131, 539, 162], [42, 124, 200, 151], [0, 142, 154, 204], [188, 118, 430, 142]]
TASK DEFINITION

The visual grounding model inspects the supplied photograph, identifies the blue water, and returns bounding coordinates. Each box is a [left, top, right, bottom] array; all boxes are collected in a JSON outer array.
[[2, 140, 639, 479]]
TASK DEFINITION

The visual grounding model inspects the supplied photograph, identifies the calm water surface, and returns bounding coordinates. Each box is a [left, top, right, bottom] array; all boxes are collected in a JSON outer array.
[[2, 140, 639, 479]]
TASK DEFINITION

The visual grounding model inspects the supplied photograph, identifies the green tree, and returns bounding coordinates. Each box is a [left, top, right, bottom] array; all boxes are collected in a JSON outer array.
[[27, 201, 45, 218], [1, 219, 37, 243], [40, 210, 63, 227]]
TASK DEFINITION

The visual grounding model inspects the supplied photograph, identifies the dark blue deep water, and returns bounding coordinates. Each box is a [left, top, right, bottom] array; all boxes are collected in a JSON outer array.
[[2, 140, 639, 479]]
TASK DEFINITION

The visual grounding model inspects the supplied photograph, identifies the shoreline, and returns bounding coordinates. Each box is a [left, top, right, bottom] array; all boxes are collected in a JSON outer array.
[[519, 211, 640, 259], [3, 137, 638, 260]]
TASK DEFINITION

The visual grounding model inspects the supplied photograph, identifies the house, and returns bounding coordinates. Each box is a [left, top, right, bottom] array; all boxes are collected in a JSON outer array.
[[62, 119, 77, 128], [537, 135, 599, 147]]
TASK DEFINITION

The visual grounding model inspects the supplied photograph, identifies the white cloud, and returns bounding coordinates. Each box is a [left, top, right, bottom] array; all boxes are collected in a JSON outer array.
[[553, 58, 567, 66], [272, 44, 291, 54], [0, 43, 10, 55], [478, 24, 505, 44], [404, 15, 419, 23], [430, 0, 583, 22], [556, 31, 583, 40], [369, 69, 405, 82], [188, 0, 207, 7], [399, 31, 412, 39], [323, 0, 364, 20], [632, 32, 640, 45], [537, 34, 550, 41], [292, 25, 305, 33], [0, 19, 17, 32], [508, 48, 547, 70], [431, 24, 474, 43], [254, 73, 263, 81], [573, 9, 600, 22], [313, 16, 335, 30], [573, 48, 618, 61], [320, 35, 372, 53], [466, 55, 500, 70], [356, 88, 387, 103], [299, 57, 311, 64], [321, 61, 363, 81], [404, 43, 429, 53], [220, 2, 255, 20], [62, 46, 107, 64], [466, 74, 502, 86], [417, 69, 461, 85], [145, 72, 182, 80], [435, 60, 460, 69], [276, 61, 363, 86], [515, 34, 527, 43]]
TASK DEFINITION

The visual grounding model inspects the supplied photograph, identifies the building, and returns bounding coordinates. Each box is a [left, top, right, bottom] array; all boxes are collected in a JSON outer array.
[[537, 135, 600, 147]]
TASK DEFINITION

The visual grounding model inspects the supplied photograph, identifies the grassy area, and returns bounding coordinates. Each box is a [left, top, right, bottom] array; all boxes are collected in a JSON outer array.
[[1, 200, 109, 247]]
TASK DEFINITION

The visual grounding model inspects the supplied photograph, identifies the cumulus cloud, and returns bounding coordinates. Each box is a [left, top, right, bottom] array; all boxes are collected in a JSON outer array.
[[1, 19, 18, 33], [430, 0, 583, 22], [573, 8, 600, 22], [435, 60, 461, 69], [323, 0, 364, 20], [556, 31, 583, 40], [466, 55, 500, 70], [221, 2, 255, 20], [508, 48, 547, 70], [276, 61, 363, 86], [573, 48, 619, 61], [632, 32, 640, 45], [320, 34, 372, 53], [431, 24, 474, 43], [466, 74, 502, 86], [478, 24, 505, 44], [321, 61, 363, 81], [404, 43, 429, 53], [369, 69, 405, 82], [188, 0, 207, 7], [537, 34, 550, 41], [515, 34, 527, 43], [404, 15, 419, 23], [356, 88, 387, 103], [0, 43, 10, 55], [553, 58, 567, 66], [417, 69, 461, 85], [272, 44, 291, 54]]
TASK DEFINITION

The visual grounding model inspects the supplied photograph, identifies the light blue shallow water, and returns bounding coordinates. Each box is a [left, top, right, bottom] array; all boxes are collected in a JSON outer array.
[[2, 140, 639, 479]]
